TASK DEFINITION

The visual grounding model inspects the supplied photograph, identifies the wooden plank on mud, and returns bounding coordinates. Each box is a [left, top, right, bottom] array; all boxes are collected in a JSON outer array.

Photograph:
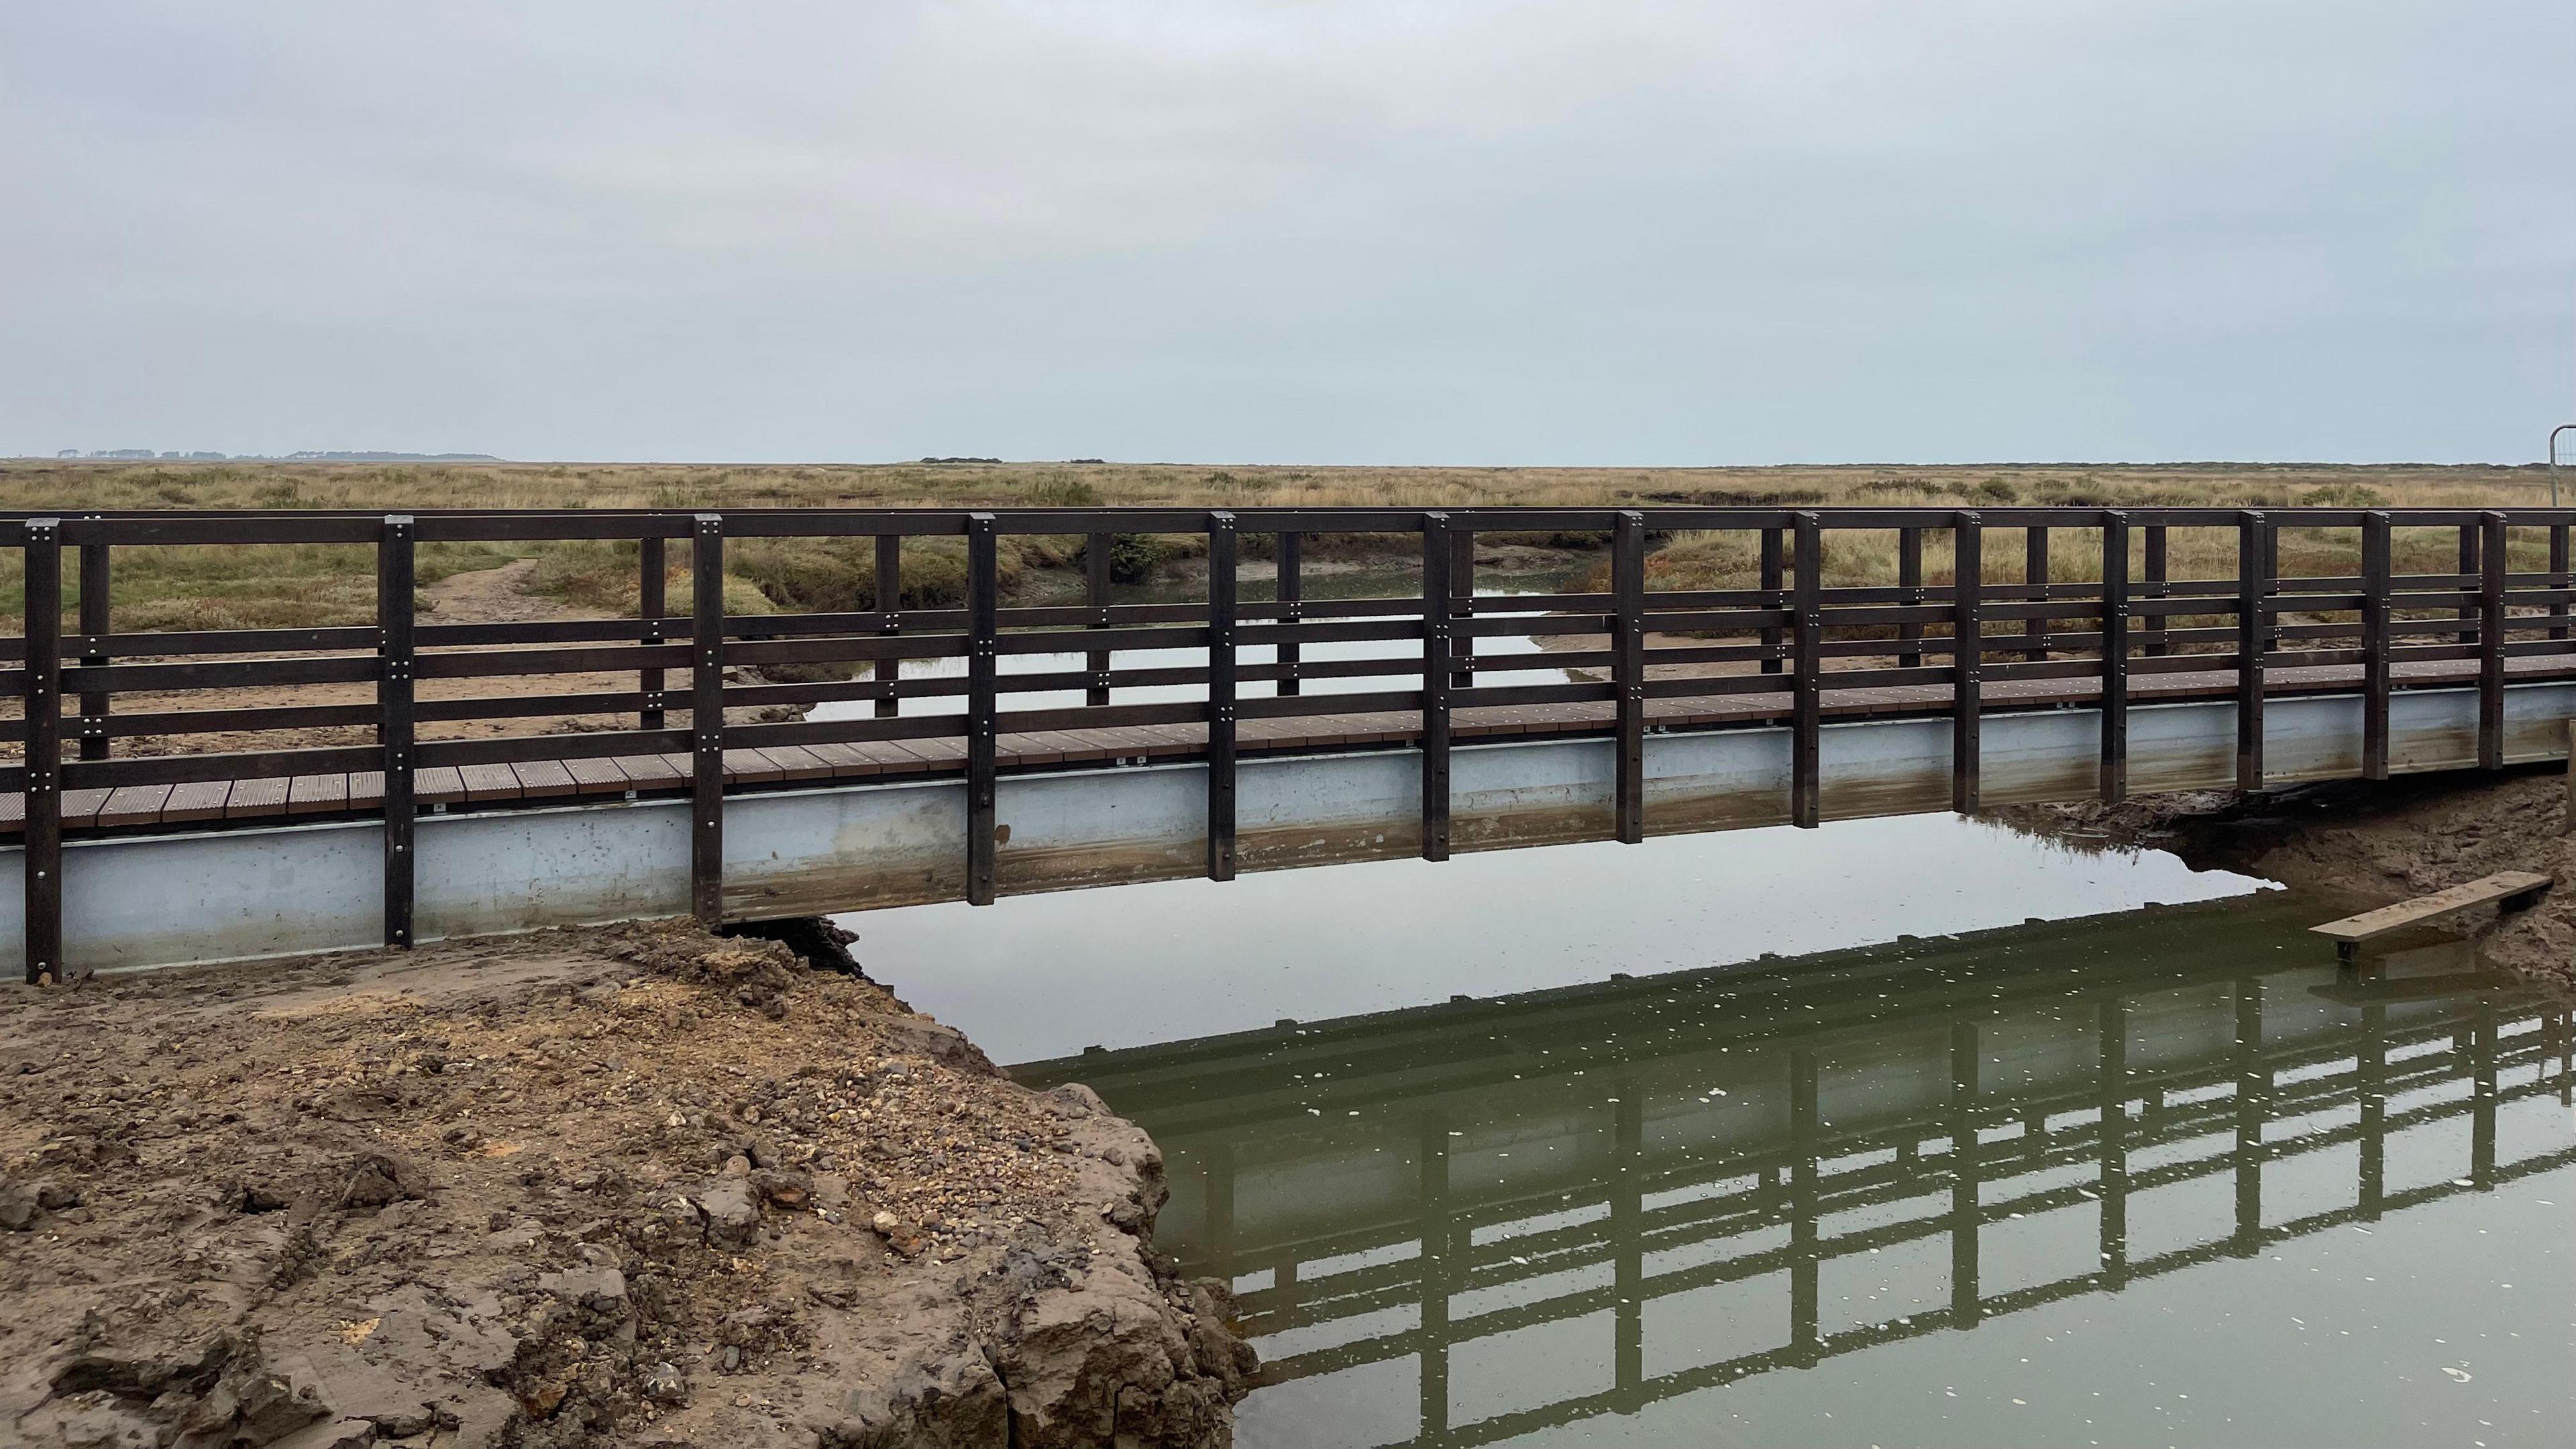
[[2311, 872, 2553, 946]]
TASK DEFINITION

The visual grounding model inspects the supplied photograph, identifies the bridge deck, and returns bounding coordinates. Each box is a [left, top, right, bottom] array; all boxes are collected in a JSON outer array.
[[10, 651, 2557, 837]]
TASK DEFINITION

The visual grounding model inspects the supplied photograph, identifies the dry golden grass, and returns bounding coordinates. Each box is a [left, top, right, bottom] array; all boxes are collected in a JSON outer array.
[[0, 458, 2556, 629]]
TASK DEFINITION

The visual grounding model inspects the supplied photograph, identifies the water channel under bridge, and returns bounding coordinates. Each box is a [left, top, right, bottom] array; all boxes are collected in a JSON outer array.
[[6, 504, 2576, 975], [1016, 895, 2576, 1448]]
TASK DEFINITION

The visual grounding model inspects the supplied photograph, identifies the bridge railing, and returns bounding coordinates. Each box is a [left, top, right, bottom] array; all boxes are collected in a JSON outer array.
[[7, 505, 2576, 981]]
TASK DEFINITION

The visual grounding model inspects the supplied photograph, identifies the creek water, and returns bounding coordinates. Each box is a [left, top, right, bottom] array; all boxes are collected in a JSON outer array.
[[833, 592, 2576, 1446]]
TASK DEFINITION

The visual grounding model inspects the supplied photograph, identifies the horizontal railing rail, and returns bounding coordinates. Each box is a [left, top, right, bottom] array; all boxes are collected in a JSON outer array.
[[11, 504, 2576, 982]]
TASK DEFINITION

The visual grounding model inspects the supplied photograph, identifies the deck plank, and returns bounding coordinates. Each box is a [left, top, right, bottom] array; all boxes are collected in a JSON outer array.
[[511, 760, 579, 799], [286, 773, 350, 815], [97, 785, 174, 828], [162, 781, 231, 824], [223, 777, 290, 820]]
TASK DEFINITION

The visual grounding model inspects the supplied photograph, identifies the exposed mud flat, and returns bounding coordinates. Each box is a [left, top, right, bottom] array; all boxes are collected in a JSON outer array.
[[0, 922, 1252, 1448], [2000, 764, 2576, 993]]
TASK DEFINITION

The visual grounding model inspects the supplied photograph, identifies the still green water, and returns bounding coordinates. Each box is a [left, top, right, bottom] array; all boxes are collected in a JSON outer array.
[[1022, 894, 2576, 1448]]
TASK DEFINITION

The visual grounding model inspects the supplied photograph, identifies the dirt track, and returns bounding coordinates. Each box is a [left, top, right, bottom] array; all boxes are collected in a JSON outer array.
[[0, 923, 1251, 1448]]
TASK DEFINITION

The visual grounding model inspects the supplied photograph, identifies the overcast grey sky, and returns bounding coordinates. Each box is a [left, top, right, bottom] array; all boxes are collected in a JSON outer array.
[[4, 1, 2570, 464]]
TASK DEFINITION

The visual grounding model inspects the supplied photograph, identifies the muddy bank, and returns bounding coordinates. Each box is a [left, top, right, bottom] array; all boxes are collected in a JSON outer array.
[[0, 922, 1252, 1448], [2000, 765, 2576, 992]]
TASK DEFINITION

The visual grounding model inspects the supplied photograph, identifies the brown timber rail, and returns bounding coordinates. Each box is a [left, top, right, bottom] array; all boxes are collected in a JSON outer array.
[[8, 504, 2576, 982]]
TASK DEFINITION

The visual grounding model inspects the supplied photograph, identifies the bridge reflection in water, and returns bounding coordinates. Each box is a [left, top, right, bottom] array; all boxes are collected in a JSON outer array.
[[1018, 895, 2576, 1447]]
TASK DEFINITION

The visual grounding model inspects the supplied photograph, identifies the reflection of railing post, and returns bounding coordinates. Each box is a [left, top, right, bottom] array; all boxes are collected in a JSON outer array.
[[2098, 997, 2128, 1289], [1418, 1118, 1452, 1442], [1612, 1086, 1644, 1411], [1949, 1021, 1980, 1328], [2473, 1001, 2498, 1189], [1788, 1047, 1820, 1364], [2233, 977, 2263, 1255], [1201, 1142, 1237, 1289], [2359, 999, 2385, 1220]]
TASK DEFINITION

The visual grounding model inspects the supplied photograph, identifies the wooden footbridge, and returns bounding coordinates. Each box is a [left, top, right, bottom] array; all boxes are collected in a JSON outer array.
[[7, 504, 2576, 978]]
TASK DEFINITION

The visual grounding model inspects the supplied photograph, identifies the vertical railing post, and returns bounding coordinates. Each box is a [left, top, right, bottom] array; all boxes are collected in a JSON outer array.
[[2143, 522, 2169, 656], [690, 515, 727, 925], [22, 519, 62, 985], [2023, 525, 2049, 661], [2553, 523, 2571, 644], [2455, 522, 2479, 645], [2478, 511, 2507, 771], [1759, 526, 1784, 674], [966, 515, 1000, 905], [1206, 513, 1238, 881], [2236, 511, 2269, 794], [873, 534, 902, 719], [1085, 529, 1113, 708], [1448, 526, 1476, 690], [2362, 513, 2392, 780], [639, 535, 667, 731], [379, 516, 416, 949], [2098, 997, 2130, 1288], [1951, 513, 1982, 815], [75, 538, 109, 761], [1612, 512, 1646, 845], [1420, 514, 1453, 861], [1276, 531, 1303, 697], [2099, 512, 2129, 803], [1948, 1019, 1980, 1328], [1896, 524, 1924, 669], [1790, 512, 1822, 829]]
